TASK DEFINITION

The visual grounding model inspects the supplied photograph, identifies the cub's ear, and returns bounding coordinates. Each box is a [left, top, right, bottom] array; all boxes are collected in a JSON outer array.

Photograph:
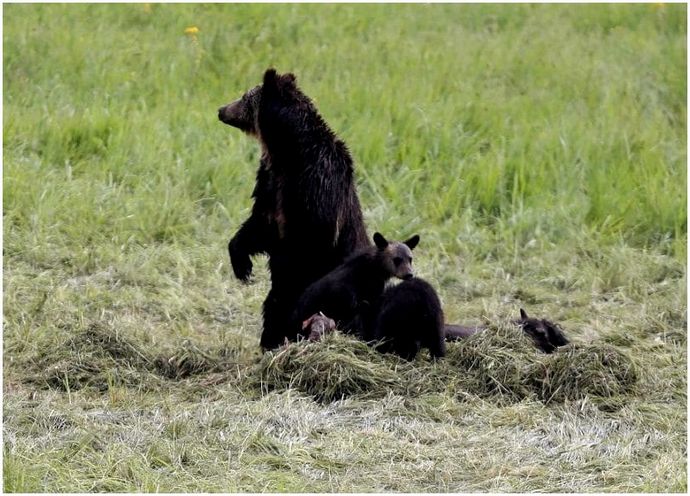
[[404, 234, 420, 250], [373, 232, 388, 250], [263, 68, 278, 87], [520, 308, 529, 320]]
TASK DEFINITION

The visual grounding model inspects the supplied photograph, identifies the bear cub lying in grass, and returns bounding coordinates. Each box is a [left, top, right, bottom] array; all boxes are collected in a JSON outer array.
[[515, 308, 569, 353], [445, 308, 570, 354]]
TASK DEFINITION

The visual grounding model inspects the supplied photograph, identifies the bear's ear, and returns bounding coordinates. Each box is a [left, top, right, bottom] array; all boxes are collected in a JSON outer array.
[[280, 73, 297, 85], [373, 232, 388, 250], [520, 308, 529, 320], [263, 69, 296, 97], [404, 234, 420, 250], [263, 68, 278, 87]]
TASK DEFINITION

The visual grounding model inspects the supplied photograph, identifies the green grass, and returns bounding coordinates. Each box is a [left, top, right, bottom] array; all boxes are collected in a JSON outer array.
[[3, 3, 687, 492]]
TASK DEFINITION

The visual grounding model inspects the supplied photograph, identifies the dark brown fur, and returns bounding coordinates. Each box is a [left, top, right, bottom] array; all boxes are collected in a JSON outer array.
[[374, 277, 446, 360], [444, 324, 484, 340], [292, 233, 419, 340], [516, 308, 569, 353], [219, 69, 369, 349]]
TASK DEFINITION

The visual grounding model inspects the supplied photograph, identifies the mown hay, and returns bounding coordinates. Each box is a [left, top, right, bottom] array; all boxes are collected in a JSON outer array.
[[527, 343, 639, 404], [27, 322, 248, 391], [27, 320, 640, 406], [37, 323, 156, 391], [443, 323, 537, 401], [249, 324, 641, 406], [154, 342, 228, 379], [250, 333, 404, 402]]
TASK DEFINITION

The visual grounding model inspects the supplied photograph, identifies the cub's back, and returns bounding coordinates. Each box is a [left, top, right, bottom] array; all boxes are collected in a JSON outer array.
[[375, 278, 445, 359]]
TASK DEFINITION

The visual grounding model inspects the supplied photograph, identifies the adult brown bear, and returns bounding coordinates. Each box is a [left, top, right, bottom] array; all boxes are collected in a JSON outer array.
[[218, 69, 369, 350]]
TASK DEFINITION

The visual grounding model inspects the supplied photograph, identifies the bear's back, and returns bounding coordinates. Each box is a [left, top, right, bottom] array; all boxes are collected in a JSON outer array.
[[375, 278, 445, 359]]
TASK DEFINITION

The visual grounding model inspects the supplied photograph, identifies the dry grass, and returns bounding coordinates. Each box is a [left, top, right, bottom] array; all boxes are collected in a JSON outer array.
[[24, 319, 641, 409], [250, 324, 640, 408]]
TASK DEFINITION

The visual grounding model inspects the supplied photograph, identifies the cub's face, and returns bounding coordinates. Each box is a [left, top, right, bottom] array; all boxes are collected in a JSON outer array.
[[384, 242, 415, 280], [218, 85, 261, 136], [373, 232, 420, 280], [517, 308, 569, 353]]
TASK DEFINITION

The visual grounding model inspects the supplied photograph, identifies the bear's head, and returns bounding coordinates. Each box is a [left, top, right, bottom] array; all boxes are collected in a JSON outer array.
[[218, 84, 261, 135], [373, 232, 420, 281], [516, 308, 570, 353], [218, 68, 298, 136]]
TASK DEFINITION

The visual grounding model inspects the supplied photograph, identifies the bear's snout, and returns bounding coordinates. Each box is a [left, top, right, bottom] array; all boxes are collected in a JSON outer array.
[[402, 273, 414, 280], [218, 100, 257, 135], [218, 105, 233, 124], [218, 102, 239, 125]]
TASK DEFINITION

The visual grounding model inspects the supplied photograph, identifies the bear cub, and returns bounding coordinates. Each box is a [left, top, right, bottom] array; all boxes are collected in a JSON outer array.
[[294, 232, 419, 340], [374, 278, 446, 360], [517, 308, 569, 353], [444, 308, 569, 354]]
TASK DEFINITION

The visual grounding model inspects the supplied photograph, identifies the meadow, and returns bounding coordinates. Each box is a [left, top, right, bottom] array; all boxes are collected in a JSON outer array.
[[3, 3, 687, 492]]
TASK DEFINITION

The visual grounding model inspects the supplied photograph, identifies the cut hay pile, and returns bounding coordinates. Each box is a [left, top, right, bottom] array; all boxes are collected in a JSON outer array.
[[442, 322, 538, 402], [31, 323, 157, 391], [528, 343, 639, 404], [249, 333, 404, 403], [252, 323, 640, 406], [26, 321, 640, 407], [25, 322, 251, 391]]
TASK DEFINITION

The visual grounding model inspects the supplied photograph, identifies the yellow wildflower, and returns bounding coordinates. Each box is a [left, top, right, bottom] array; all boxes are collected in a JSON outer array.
[[185, 26, 200, 36]]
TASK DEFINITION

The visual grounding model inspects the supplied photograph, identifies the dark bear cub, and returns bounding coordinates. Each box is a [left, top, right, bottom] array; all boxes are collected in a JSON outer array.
[[374, 278, 446, 360], [293, 232, 419, 340], [444, 308, 569, 354], [517, 308, 569, 353], [218, 69, 369, 349]]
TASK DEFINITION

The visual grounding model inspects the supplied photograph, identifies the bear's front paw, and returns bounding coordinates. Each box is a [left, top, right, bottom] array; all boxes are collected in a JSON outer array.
[[231, 255, 253, 282], [229, 244, 253, 282]]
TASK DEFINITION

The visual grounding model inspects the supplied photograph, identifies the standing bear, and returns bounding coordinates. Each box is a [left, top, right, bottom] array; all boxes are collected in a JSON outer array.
[[218, 69, 370, 349]]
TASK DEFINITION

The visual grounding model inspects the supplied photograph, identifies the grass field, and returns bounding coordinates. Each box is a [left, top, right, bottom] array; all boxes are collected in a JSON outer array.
[[3, 3, 687, 492]]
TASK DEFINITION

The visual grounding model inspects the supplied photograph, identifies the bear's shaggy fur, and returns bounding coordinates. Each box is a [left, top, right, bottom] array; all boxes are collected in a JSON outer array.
[[219, 69, 369, 349], [374, 277, 446, 360], [293, 232, 419, 340]]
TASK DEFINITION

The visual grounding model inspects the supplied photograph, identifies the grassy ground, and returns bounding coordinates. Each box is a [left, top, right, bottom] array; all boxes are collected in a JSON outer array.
[[3, 3, 687, 492]]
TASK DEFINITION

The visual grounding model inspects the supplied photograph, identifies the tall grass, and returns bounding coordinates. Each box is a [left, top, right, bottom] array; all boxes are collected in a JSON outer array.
[[3, 3, 687, 493], [4, 4, 686, 260]]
